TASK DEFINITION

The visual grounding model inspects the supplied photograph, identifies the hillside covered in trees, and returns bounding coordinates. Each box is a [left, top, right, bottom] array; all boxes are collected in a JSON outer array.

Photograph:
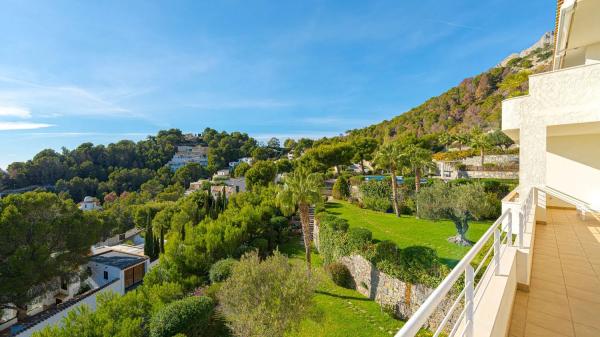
[[347, 37, 554, 142]]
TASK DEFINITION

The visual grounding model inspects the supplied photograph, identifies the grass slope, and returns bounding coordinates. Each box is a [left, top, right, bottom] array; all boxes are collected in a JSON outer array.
[[280, 241, 408, 337], [325, 201, 491, 266]]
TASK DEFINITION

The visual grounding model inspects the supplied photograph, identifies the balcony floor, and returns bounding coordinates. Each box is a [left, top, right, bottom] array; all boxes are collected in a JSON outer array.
[[509, 209, 600, 337]]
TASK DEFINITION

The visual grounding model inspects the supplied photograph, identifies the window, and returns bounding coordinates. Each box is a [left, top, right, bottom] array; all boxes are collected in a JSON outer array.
[[103, 271, 108, 280]]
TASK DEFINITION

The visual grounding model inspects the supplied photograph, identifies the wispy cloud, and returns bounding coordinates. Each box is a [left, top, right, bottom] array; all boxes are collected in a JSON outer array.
[[0, 74, 141, 118], [0, 122, 54, 130], [429, 19, 482, 31], [0, 106, 31, 118]]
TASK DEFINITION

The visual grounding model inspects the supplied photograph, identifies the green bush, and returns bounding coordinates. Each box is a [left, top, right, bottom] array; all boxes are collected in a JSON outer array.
[[362, 196, 391, 212], [332, 176, 350, 200], [349, 175, 364, 186], [347, 227, 372, 251], [374, 240, 399, 262], [209, 258, 238, 283], [319, 213, 349, 231], [149, 296, 215, 337], [359, 180, 392, 212], [251, 238, 269, 256], [326, 262, 354, 288]]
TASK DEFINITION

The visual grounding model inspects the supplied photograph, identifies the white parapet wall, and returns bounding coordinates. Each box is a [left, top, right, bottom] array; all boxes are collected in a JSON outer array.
[[14, 280, 121, 337]]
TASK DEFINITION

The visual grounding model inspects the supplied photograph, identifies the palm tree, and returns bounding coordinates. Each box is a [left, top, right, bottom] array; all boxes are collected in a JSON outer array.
[[469, 131, 492, 167], [404, 144, 435, 218], [277, 166, 323, 275], [455, 133, 470, 151], [373, 142, 405, 217], [404, 144, 435, 193]]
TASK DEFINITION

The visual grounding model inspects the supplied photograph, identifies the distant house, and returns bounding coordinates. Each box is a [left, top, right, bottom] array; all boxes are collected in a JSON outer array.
[[228, 157, 253, 169], [209, 178, 246, 200], [168, 145, 209, 171], [78, 196, 102, 211], [88, 249, 149, 293], [213, 169, 230, 180], [184, 179, 210, 195]]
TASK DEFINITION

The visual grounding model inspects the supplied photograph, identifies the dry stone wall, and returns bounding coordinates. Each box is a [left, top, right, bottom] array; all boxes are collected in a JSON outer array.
[[339, 255, 461, 331]]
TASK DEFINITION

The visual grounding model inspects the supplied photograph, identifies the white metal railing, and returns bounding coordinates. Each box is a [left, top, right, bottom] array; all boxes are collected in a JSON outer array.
[[396, 188, 535, 337], [541, 185, 599, 218]]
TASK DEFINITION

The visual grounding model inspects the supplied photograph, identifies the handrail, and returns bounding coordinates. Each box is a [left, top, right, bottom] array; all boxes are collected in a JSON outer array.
[[540, 185, 599, 213], [395, 209, 512, 337]]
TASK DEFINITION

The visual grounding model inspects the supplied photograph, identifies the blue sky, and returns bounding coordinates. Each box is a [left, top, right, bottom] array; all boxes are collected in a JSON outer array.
[[0, 0, 553, 169]]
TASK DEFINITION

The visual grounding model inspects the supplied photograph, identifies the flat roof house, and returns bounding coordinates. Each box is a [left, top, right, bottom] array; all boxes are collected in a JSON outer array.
[[3, 248, 149, 337], [397, 1, 600, 336], [89, 250, 149, 293]]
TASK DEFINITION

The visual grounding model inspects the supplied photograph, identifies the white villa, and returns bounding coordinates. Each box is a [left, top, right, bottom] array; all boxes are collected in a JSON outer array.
[[228, 156, 253, 169], [397, 1, 600, 336], [78, 196, 102, 211], [168, 145, 209, 171], [1, 245, 150, 337]]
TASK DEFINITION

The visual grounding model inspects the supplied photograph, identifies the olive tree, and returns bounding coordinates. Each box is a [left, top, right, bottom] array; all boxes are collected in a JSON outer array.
[[217, 251, 315, 337], [416, 182, 494, 246]]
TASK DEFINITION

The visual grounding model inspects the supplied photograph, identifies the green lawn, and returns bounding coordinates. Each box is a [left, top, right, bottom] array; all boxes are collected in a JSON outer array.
[[279, 241, 409, 337], [274, 201, 491, 337], [325, 201, 492, 266]]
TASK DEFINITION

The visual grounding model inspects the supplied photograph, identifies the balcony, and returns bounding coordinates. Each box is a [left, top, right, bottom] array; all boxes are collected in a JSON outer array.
[[395, 187, 600, 337], [509, 208, 600, 336]]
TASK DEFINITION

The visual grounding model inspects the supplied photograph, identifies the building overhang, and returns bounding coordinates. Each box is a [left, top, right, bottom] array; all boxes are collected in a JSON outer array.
[[554, 0, 600, 69]]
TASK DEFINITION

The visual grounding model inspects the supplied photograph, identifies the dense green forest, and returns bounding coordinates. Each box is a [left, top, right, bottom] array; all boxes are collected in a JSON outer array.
[[0, 128, 259, 197]]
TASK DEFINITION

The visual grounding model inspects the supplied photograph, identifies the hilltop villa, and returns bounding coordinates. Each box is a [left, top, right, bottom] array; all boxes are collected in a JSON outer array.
[[397, 1, 600, 336], [168, 145, 209, 171]]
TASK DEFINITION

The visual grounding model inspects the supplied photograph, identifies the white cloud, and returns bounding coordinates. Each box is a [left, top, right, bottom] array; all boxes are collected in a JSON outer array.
[[0, 122, 54, 130], [0, 106, 31, 118], [0, 75, 140, 118]]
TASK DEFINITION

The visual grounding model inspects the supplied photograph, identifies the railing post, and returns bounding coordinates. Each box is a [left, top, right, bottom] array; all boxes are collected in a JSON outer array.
[[507, 210, 513, 246], [494, 227, 501, 275], [465, 265, 474, 337], [518, 211, 524, 249]]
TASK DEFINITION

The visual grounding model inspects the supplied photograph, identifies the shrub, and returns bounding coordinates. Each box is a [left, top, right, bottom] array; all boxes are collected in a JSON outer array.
[[332, 176, 350, 200], [149, 296, 215, 337], [374, 240, 399, 262], [217, 251, 315, 337], [359, 180, 392, 212], [349, 175, 364, 186], [326, 262, 354, 288], [319, 213, 349, 231], [347, 227, 372, 251], [209, 258, 238, 283], [251, 238, 269, 256], [362, 196, 391, 212]]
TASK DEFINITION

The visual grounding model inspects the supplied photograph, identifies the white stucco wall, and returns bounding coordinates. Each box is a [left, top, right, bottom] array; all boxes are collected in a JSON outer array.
[[547, 134, 600, 208], [502, 63, 600, 204], [16, 280, 121, 337], [88, 262, 122, 293]]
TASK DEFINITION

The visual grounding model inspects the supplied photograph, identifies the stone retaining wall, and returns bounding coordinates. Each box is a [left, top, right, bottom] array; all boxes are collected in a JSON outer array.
[[459, 170, 519, 180], [338, 255, 461, 331]]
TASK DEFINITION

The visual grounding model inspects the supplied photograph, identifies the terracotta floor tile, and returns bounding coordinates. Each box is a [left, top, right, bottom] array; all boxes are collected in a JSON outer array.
[[574, 323, 600, 337], [569, 297, 600, 330], [525, 310, 575, 336], [527, 296, 572, 317], [563, 271, 600, 291], [524, 322, 572, 337], [566, 285, 600, 303]]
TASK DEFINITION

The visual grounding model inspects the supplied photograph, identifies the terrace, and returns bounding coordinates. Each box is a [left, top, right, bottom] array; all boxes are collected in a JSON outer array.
[[396, 187, 600, 337]]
